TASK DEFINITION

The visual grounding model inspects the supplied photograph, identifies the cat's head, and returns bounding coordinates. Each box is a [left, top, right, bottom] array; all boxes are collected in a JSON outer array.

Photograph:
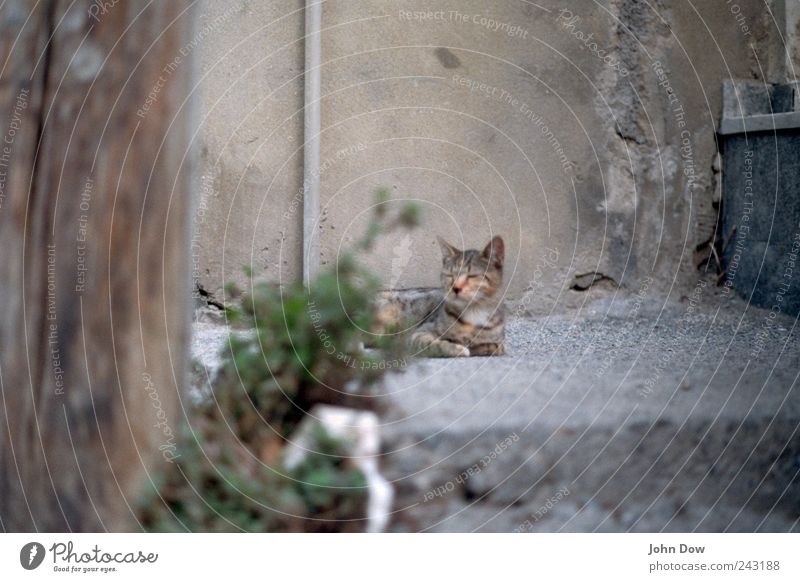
[[437, 235, 504, 305]]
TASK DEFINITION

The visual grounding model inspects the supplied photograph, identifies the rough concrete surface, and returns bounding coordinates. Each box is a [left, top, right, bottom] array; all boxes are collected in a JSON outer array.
[[194, 0, 790, 303], [191, 291, 800, 532]]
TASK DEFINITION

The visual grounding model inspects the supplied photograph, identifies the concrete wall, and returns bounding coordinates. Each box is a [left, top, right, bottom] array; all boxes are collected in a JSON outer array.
[[194, 0, 790, 310], [192, 1, 306, 295]]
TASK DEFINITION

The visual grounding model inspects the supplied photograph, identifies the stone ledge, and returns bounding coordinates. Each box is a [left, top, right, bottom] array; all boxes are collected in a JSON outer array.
[[719, 111, 800, 135]]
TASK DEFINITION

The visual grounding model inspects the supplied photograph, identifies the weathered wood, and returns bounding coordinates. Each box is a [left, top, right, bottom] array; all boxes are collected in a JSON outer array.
[[0, 0, 194, 531]]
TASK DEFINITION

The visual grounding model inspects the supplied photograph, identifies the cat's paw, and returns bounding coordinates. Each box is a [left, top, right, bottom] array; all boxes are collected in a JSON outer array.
[[447, 343, 470, 357], [417, 339, 470, 358], [469, 343, 505, 356]]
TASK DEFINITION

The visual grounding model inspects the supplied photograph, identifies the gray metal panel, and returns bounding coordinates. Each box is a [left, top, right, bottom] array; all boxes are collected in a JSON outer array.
[[721, 130, 800, 315]]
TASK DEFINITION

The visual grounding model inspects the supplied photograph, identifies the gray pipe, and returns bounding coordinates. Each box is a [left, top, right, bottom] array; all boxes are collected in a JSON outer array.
[[303, 0, 322, 287]]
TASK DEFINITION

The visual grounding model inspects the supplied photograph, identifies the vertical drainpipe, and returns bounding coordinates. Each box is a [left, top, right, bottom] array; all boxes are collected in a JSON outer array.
[[303, 0, 322, 287]]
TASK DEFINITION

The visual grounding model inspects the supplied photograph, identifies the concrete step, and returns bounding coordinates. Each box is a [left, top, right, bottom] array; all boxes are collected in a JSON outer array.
[[190, 295, 800, 532], [380, 298, 800, 532]]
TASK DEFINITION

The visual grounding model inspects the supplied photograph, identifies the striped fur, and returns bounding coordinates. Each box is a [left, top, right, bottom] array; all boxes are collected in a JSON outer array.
[[374, 236, 506, 357]]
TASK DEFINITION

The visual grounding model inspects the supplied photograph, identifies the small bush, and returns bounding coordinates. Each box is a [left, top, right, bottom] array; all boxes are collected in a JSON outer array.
[[138, 192, 418, 532]]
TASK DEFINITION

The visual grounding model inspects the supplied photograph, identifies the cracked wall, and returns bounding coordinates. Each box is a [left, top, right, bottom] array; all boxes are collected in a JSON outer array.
[[194, 0, 784, 309]]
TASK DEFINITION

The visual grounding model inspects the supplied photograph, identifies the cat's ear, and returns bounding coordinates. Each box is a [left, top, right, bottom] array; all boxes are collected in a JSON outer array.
[[482, 236, 505, 267], [437, 236, 459, 258]]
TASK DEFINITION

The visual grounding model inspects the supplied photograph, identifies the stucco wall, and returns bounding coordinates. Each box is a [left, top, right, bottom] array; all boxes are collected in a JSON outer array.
[[194, 0, 788, 310]]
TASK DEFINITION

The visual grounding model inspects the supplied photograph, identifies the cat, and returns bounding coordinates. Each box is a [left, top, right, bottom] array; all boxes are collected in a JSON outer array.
[[374, 236, 506, 357]]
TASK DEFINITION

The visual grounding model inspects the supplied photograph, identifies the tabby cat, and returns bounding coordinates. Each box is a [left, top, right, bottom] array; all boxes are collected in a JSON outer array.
[[375, 236, 506, 357]]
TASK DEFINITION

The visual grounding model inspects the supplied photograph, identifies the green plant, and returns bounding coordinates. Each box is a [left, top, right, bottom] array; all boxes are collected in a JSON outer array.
[[138, 191, 419, 532]]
